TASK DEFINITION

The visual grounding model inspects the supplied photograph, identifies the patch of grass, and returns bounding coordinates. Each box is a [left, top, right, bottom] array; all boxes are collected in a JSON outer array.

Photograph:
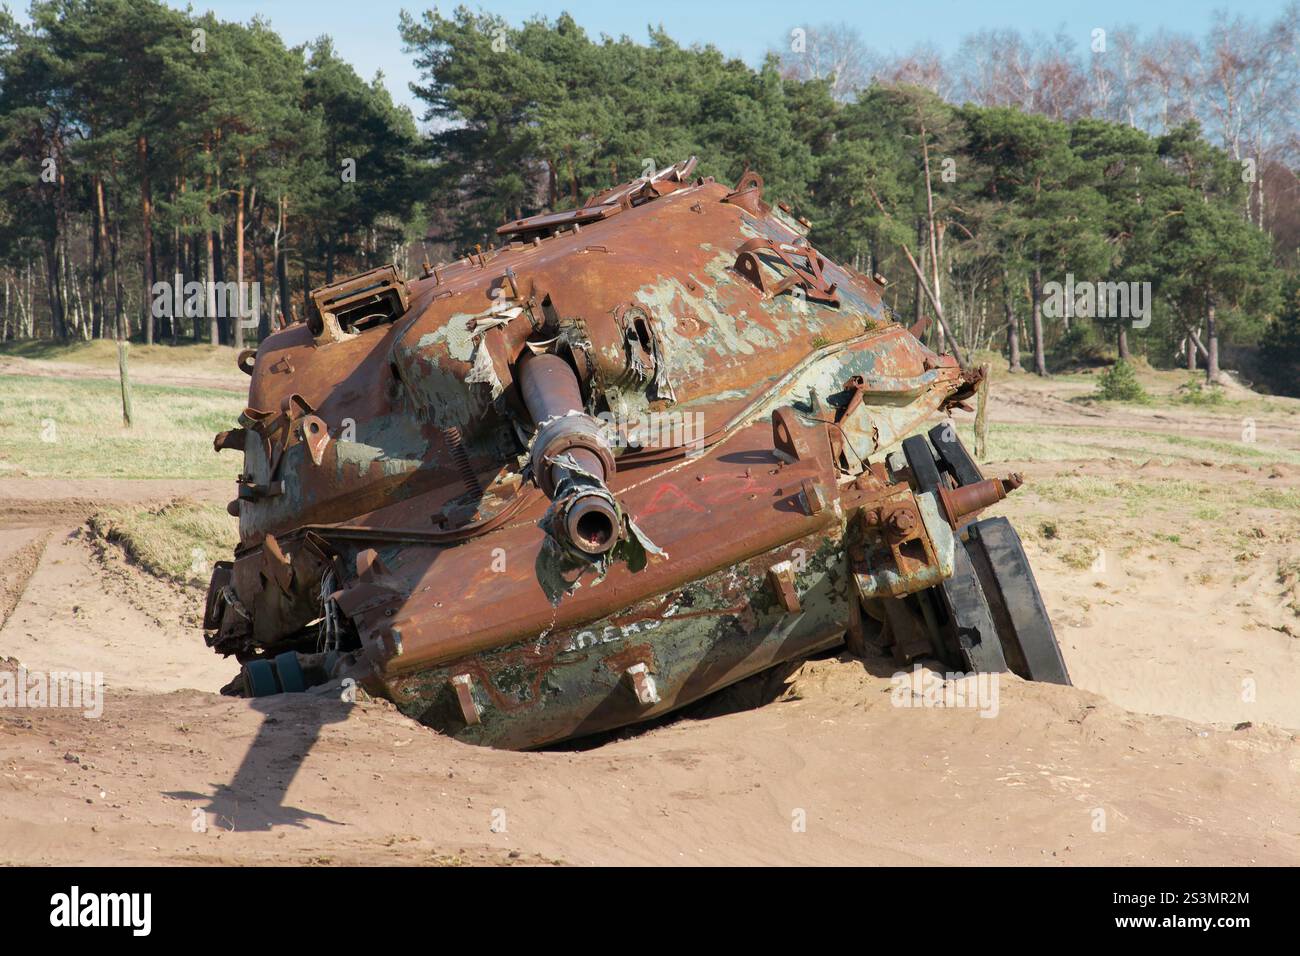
[[88, 500, 237, 584], [1176, 375, 1228, 406], [1279, 558, 1300, 616], [953, 420, 1300, 467], [1255, 487, 1300, 512], [0, 373, 241, 479], [1059, 541, 1100, 570], [1026, 473, 1300, 519]]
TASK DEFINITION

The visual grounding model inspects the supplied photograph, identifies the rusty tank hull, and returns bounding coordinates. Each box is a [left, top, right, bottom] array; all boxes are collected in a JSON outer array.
[[204, 159, 1070, 749]]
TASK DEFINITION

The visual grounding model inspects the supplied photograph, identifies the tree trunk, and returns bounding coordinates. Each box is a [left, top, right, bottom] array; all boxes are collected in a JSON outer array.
[[234, 156, 246, 351], [913, 219, 926, 334], [1205, 293, 1220, 384], [1257, 153, 1266, 230], [1003, 270, 1022, 372], [932, 223, 946, 353], [71, 270, 87, 339], [25, 258, 35, 337], [254, 235, 268, 340], [191, 235, 202, 342], [110, 210, 124, 339], [176, 174, 188, 341], [91, 177, 106, 339], [1031, 264, 1047, 376], [206, 227, 218, 347], [919, 122, 943, 353], [162, 234, 175, 345], [55, 145, 77, 340], [275, 195, 291, 328], [203, 135, 219, 346], [1117, 325, 1131, 361], [213, 220, 227, 345], [1186, 335, 1196, 371], [43, 239, 67, 341], [252, 186, 269, 340], [171, 187, 181, 345], [137, 135, 155, 344], [60, 227, 78, 338]]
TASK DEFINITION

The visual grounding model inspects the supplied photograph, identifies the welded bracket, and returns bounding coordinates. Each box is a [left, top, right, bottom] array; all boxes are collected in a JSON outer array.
[[624, 663, 661, 705], [767, 560, 802, 613], [851, 491, 955, 600], [733, 237, 839, 305], [451, 673, 481, 726]]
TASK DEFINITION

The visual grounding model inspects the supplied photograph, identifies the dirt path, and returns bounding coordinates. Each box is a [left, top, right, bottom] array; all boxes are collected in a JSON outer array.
[[0, 478, 229, 521], [0, 377, 1297, 866], [0, 478, 234, 694], [0, 354, 245, 393], [0, 530, 232, 695], [989, 369, 1300, 452]]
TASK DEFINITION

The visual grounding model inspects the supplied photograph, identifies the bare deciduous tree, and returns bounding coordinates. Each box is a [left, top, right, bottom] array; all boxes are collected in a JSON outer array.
[[776, 23, 878, 101]]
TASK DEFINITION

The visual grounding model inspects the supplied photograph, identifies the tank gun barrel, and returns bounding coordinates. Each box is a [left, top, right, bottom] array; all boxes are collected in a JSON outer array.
[[517, 352, 620, 556]]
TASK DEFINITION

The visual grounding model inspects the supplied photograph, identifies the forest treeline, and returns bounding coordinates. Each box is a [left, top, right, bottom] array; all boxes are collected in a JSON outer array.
[[2, 1, 1298, 391], [0, 0, 428, 349]]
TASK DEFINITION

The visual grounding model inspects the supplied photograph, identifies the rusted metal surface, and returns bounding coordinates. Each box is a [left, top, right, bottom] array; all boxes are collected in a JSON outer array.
[[204, 159, 1040, 748], [306, 264, 410, 344]]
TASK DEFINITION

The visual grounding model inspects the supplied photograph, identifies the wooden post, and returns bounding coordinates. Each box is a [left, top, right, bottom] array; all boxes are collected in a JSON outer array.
[[974, 363, 990, 461], [118, 340, 134, 428]]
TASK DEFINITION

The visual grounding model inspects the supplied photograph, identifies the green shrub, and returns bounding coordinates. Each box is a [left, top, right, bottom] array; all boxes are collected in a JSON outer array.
[[1093, 360, 1149, 402]]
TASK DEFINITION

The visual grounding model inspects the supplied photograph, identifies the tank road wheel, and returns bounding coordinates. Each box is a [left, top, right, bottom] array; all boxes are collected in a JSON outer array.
[[962, 517, 1071, 685], [931, 545, 1010, 674], [927, 422, 983, 487], [274, 651, 307, 692], [901, 432, 1005, 672], [243, 659, 279, 697], [899, 430, 1070, 685], [915, 538, 1003, 671], [901, 434, 944, 495]]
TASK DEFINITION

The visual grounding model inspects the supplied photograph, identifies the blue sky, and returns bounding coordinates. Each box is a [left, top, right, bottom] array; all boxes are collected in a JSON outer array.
[[26, 1, 1294, 118]]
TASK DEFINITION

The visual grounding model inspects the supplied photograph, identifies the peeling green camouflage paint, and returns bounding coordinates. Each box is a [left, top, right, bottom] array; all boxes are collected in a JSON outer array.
[[388, 531, 851, 749]]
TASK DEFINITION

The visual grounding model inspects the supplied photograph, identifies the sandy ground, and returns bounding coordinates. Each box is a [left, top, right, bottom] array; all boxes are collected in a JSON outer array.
[[1, 370, 1298, 866], [983, 457, 1300, 730]]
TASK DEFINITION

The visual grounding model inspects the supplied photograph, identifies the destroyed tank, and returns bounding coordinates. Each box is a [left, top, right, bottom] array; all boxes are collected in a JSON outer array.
[[204, 158, 1070, 750]]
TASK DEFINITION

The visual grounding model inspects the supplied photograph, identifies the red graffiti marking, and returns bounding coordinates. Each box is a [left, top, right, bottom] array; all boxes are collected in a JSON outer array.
[[639, 482, 709, 517]]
